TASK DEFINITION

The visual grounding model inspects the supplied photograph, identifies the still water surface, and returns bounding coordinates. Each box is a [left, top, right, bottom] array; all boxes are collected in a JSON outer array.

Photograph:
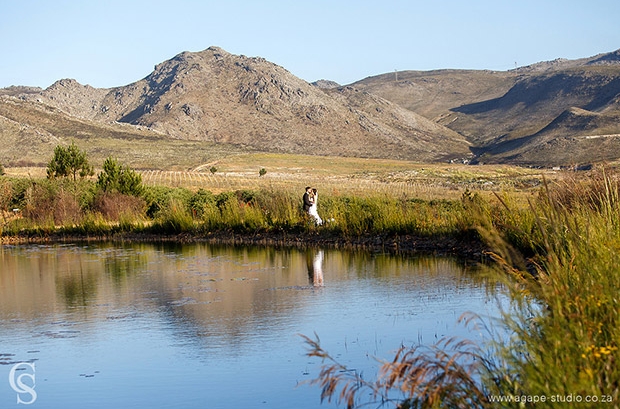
[[0, 243, 502, 408]]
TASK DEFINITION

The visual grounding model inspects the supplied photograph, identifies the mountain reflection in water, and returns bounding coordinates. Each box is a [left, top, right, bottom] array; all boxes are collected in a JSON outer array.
[[0, 243, 502, 409]]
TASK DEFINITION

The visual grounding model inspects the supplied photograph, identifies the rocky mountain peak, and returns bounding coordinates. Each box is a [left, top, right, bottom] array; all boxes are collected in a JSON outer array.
[[312, 79, 341, 89], [0, 85, 42, 96], [31, 78, 108, 119], [60, 46, 470, 161], [587, 49, 620, 66]]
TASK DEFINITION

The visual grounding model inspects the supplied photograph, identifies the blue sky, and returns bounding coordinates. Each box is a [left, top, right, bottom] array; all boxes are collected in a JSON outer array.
[[1, 0, 619, 89]]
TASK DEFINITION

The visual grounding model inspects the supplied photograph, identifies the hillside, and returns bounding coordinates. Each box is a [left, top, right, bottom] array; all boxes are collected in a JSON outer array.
[[352, 49, 620, 166], [28, 47, 471, 162], [0, 96, 249, 169], [350, 69, 517, 121], [3, 47, 620, 168]]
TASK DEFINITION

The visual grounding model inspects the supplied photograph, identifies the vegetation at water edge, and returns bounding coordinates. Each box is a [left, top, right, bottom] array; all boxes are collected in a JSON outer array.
[[304, 168, 620, 408]]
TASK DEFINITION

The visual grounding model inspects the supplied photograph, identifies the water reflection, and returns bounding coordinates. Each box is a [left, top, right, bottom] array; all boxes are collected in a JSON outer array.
[[306, 249, 324, 287], [0, 243, 501, 409]]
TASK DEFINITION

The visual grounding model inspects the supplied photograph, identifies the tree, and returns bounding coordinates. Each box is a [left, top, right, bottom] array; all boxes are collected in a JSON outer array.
[[47, 142, 94, 181], [96, 157, 143, 196], [0, 162, 5, 176], [210, 166, 217, 174], [259, 168, 267, 177]]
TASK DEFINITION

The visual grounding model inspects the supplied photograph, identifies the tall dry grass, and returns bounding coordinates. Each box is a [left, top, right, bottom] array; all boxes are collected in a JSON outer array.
[[304, 167, 620, 408], [495, 170, 620, 406]]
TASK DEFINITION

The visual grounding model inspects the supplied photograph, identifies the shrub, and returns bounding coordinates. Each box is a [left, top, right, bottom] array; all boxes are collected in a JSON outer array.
[[0, 178, 12, 223], [217, 197, 266, 231], [150, 199, 194, 233], [143, 186, 193, 218], [188, 189, 215, 218], [92, 191, 146, 221], [24, 179, 82, 225], [236, 189, 256, 204], [6, 178, 31, 210]]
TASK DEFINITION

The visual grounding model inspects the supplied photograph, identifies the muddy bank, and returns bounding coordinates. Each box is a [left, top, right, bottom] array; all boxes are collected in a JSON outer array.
[[1, 230, 489, 261]]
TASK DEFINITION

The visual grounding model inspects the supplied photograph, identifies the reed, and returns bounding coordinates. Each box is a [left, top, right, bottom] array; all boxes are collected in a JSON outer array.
[[149, 198, 195, 234], [304, 167, 620, 408], [494, 171, 620, 405], [73, 212, 114, 236]]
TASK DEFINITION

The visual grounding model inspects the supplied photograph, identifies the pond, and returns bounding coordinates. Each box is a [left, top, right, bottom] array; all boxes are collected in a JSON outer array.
[[0, 243, 504, 408]]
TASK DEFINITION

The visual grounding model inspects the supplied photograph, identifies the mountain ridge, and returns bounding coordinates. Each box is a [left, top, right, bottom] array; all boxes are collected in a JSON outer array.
[[3, 46, 620, 167], [352, 49, 620, 165], [18, 46, 471, 162]]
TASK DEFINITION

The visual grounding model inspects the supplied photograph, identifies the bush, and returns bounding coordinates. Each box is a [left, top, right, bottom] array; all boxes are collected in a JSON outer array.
[[143, 186, 193, 218], [215, 191, 236, 209], [91, 191, 146, 221], [188, 189, 215, 218], [8, 177, 34, 210], [150, 199, 194, 233], [236, 189, 256, 204], [0, 178, 12, 224], [24, 179, 82, 225]]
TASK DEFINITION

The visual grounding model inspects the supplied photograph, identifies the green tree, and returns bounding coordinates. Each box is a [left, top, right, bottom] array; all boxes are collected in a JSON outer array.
[[210, 166, 217, 174], [96, 157, 143, 196], [47, 142, 94, 181], [259, 168, 267, 177]]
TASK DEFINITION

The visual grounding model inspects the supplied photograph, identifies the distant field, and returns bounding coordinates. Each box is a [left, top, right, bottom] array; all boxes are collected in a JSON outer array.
[[5, 152, 559, 200], [140, 153, 555, 199]]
